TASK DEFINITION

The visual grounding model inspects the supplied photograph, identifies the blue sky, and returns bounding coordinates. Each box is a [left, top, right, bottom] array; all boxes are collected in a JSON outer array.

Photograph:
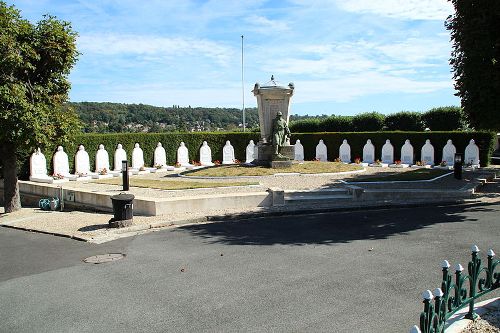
[[7, 0, 460, 116]]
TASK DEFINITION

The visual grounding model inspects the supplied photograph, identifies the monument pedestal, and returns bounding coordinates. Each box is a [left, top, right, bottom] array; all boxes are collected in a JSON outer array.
[[270, 160, 293, 169], [254, 143, 295, 167]]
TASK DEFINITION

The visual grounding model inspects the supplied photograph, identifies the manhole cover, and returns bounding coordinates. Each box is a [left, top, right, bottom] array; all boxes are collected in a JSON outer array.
[[83, 253, 126, 264]]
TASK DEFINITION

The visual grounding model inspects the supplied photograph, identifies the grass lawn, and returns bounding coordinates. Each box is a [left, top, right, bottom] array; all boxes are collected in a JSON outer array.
[[96, 178, 259, 190], [348, 168, 451, 182], [184, 161, 363, 177]]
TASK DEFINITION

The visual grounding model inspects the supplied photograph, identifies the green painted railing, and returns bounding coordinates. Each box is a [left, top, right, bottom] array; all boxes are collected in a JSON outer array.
[[410, 245, 499, 333]]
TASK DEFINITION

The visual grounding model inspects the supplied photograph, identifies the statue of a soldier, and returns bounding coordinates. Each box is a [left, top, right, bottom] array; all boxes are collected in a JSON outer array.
[[272, 111, 291, 158]]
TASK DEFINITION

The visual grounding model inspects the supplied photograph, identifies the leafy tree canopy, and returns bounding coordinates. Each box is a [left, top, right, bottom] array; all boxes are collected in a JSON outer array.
[[446, 0, 500, 130], [0, 1, 80, 212]]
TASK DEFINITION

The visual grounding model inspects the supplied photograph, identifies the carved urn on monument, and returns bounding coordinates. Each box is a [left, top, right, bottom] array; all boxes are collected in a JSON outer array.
[[252, 76, 295, 168]]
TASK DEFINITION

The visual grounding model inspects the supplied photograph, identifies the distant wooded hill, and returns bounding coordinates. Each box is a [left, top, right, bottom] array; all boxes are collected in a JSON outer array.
[[67, 102, 264, 133]]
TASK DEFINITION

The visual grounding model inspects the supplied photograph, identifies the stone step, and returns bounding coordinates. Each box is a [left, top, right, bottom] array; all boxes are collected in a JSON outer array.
[[285, 194, 353, 202], [284, 189, 352, 202]]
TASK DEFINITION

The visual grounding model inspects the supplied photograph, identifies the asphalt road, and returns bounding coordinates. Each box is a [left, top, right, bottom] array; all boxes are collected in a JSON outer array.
[[1, 202, 499, 333]]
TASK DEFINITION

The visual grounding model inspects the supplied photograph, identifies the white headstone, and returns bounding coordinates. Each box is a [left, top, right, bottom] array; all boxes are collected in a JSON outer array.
[[363, 139, 375, 164], [442, 139, 456, 166], [132, 143, 145, 169], [421, 139, 435, 165], [245, 140, 255, 164], [316, 139, 328, 161], [339, 139, 351, 163], [381, 140, 394, 164], [114, 144, 127, 171], [465, 139, 480, 166], [75, 145, 91, 175], [177, 142, 190, 166], [30, 148, 48, 177], [222, 140, 235, 164], [95, 144, 110, 172], [154, 142, 167, 167], [200, 141, 214, 166], [53, 146, 70, 175], [294, 139, 304, 161], [401, 139, 414, 165]]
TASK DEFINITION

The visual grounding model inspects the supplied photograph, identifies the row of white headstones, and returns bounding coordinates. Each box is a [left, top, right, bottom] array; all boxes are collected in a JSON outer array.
[[29, 138, 480, 183], [308, 138, 480, 167], [29, 140, 249, 183]]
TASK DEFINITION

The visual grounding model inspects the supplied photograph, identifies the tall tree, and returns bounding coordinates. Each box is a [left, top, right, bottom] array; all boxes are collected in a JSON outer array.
[[0, 2, 80, 212], [446, 0, 500, 130]]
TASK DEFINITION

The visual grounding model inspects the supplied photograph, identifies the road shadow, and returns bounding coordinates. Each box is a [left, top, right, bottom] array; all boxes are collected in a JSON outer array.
[[177, 202, 498, 246], [78, 224, 108, 232]]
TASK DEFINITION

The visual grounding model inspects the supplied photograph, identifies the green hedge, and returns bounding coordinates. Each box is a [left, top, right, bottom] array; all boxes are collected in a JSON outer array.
[[288, 107, 470, 132], [9, 130, 495, 179]]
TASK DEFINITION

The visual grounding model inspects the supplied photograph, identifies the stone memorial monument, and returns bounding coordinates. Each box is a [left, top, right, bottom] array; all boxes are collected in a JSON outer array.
[[93, 144, 116, 179], [401, 139, 414, 165], [362, 139, 375, 164], [442, 140, 456, 166], [252, 76, 295, 167], [114, 144, 127, 171], [154, 142, 167, 167], [245, 140, 255, 164], [316, 139, 328, 161], [381, 139, 394, 164], [200, 141, 214, 166], [294, 139, 304, 162], [465, 139, 480, 166], [30, 148, 64, 183], [421, 139, 435, 166], [339, 139, 351, 163], [131, 143, 145, 169], [177, 142, 191, 167], [53, 146, 78, 180], [131, 143, 150, 174], [75, 145, 94, 176], [222, 140, 235, 164], [95, 144, 110, 173]]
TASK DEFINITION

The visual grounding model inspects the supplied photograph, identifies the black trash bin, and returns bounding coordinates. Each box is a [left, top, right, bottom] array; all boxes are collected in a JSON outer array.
[[109, 193, 135, 228]]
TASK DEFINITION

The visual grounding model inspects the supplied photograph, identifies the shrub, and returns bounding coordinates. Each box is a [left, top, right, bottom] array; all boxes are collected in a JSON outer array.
[[320, 115, 354, 132], [289, 119, 321, 132], [351, 112, 385, 131], [422, 106, 468, 131], [384, 111, 424, 131]]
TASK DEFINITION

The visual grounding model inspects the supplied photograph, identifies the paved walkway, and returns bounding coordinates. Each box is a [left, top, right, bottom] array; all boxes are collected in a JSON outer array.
[[1, 203, 499, 332]]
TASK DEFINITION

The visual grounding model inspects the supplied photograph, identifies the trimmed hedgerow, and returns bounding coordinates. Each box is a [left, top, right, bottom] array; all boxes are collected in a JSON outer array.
[[14, 130, 495, 178]]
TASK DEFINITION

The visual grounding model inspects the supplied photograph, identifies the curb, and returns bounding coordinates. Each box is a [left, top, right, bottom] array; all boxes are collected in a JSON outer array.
[[445, 297, 500, 333], [0, 224, 88, 242]]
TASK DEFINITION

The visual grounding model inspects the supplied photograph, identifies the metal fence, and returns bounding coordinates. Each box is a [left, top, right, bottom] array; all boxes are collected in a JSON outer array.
[[410, 245, 499, 333]]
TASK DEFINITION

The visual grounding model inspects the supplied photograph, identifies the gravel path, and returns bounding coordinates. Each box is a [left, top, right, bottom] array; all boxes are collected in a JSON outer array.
[[462, 309, 500, 333]]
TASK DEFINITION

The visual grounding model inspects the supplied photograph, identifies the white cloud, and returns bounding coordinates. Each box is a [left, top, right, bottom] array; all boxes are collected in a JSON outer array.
[[77, 34, 234, 65], [295, 73, 451, 103], [376, 37, 450, 63], [245, 15, 290, 34], [336, 0, 453, 21]]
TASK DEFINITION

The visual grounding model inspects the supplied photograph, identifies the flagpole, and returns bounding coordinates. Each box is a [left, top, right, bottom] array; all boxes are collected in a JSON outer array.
[[241, 35, 245, 132]]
